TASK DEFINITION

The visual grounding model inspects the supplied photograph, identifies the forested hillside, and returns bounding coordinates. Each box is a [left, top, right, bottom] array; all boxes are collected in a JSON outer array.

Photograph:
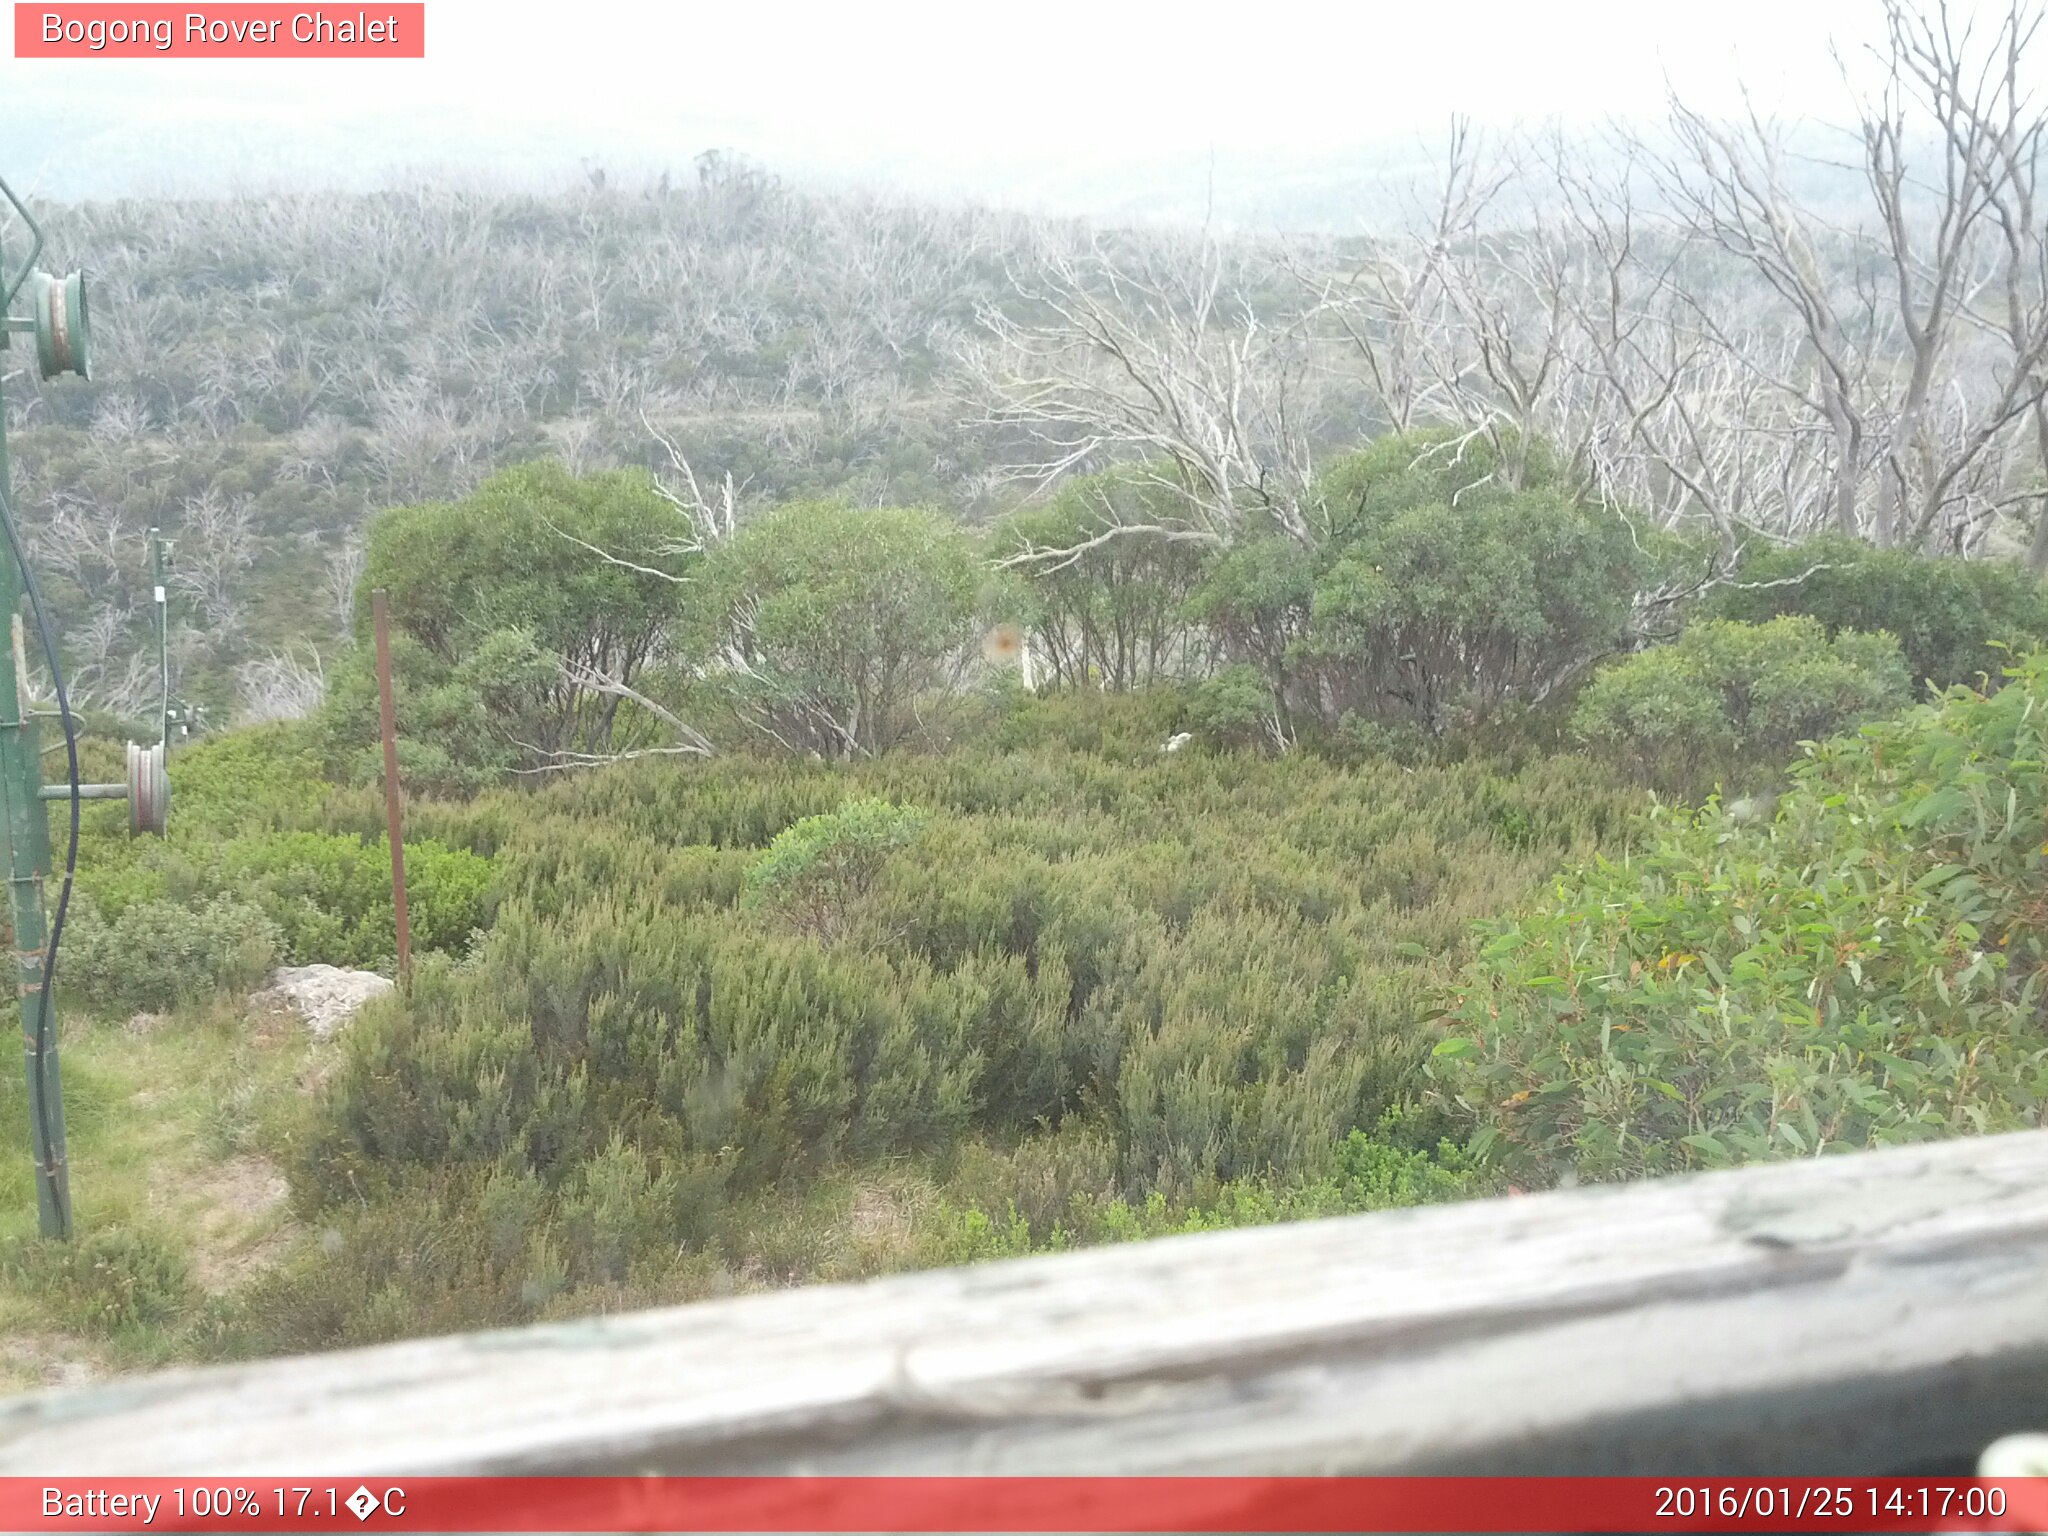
[[6, 156, 1075, 725], [2, 0, 2046, 1389], [10, 5, 2047, 736]]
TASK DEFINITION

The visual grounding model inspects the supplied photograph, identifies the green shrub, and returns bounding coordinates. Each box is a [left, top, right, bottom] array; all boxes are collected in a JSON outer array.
[[58, 718, 493, 1007], [77, 828, 493, 975], [64, 894, 281, 1014], [1298, 430, 1662, 736], [1431, 652, 2048, 1187], [1180, 432, 1670, 742], [221, 1185, 521, 1355], [1187, 664, 1277, 750], [742, 799, 930, 943], [347, 461, 692, 777], [1571, 617, 1911, 792], [219, 831, 493, 966], [989, 466, 1212, 692], [922, 1118, 1482, 1261], [1183, 536, 1316, 730], [697, 502, 984, 757], [1706, 535, 2048, 692], [159, 722, 330, 832], [2, 1227, 194, 1335], [558, 1136, 682, 1285], [65, 723, 327, 926], [278, 734, 1641, 1350], [989, 689, 1190, 758]]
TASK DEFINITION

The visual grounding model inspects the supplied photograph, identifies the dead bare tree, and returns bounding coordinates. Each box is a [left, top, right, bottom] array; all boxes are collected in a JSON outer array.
[[507, 655, 716, 772], [1864, 0, 2048, 550], [643, 411, 741, 553], [321, 539, 366, 632], [1354, 123, 1577, 491], [172, 488, 256, 634], [1652, 101, 1881, 543], [1915, 0, 2048, 566], [1541, 137, 1837, 549], [237, 646, 327, 723], [1650, 0, 2048, 555], [496, 414, 744, 773], [1296, 121, 1505, 440], [967, 229, 1326, 564], [61, 607, 153, 718]]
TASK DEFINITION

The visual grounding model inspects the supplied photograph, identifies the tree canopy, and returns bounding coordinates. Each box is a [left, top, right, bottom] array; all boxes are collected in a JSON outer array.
[[339, 461, 694, 781], [697, 501, 985, 758]]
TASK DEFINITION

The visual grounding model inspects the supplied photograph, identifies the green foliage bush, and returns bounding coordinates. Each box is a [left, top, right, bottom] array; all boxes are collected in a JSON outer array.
[[216, 832, 494, 966], [78, 826, 491, 976], [319, 632, 518, 797], [1183, 536, 1315, 721], [1183, 431, 1665, 742], [921, 1113, 1483, 1263], [988, 689, 1190, 758], [558, 1136, 685, 1286], [989, 467, 1212, 691], [742, 799, 930, 943], [1706, 535, 2048, 692], [64, 895, 281, 1015], [1431, 653, 2048, 1187], [1571, 617, 1912, 791], [55, 719, 496, 1001], [339, 462, 691, 783], [1303, 433, 1657, 735], [2, 1227, 195, 1335], [158, 723, 333, 831], [697, 501, 985, 757], [1187, 664, 1278, 750], [264, 734, 1637, 1347], [223, 1179, 543, 1354]]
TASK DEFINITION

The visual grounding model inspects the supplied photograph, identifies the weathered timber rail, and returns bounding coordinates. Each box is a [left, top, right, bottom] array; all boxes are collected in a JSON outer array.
[[3, 1129, 2045, 1476]]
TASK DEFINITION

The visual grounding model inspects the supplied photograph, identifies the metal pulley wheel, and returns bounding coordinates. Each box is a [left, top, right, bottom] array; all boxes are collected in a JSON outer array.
[[126, 740, 168, 837], [32, 269, 90, 382]]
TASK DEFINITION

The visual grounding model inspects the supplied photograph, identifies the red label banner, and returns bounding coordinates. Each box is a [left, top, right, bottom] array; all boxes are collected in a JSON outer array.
[[3, 1477, 2047, 1533], [13, 5, 424, 57]]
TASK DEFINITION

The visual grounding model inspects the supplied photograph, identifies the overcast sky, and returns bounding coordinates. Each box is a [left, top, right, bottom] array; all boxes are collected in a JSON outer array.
[[0, 0, 1986, 222]]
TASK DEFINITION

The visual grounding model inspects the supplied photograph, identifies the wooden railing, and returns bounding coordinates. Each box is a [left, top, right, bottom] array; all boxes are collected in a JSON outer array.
[[3, 1129, 2046, 1476]]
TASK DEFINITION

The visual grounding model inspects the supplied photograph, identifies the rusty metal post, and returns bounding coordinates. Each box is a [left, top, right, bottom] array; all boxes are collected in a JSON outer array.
[[371, 590, 413, 994]]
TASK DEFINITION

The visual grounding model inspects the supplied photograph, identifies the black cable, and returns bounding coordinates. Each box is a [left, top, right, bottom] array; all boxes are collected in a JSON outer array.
[[0, 475, 77, 1236]]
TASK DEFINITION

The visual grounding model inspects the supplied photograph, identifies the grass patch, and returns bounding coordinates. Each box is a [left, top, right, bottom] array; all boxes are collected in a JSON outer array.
[[0, 997, 326, 1389]]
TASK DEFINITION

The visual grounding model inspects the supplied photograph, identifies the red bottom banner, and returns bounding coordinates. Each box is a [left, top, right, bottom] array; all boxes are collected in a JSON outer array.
[[6, 1476, 2048, 1533]]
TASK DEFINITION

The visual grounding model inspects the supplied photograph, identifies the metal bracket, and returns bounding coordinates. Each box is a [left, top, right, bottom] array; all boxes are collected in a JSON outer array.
[[0, 174, 45, 311], [34, 739, 168, 837]]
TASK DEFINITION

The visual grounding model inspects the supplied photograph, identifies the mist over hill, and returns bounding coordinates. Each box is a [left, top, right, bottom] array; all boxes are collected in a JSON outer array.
[[0, 76, 1541, 231], [1, 0, 1892, 226]]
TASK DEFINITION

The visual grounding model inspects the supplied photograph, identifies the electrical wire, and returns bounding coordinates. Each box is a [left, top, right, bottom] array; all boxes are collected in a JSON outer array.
[[0, 473, 78, 1236]]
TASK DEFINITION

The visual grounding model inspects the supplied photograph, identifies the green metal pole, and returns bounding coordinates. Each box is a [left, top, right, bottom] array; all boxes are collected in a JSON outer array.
[[150, 527, 168, 744], [0, 323, 69, 1240]]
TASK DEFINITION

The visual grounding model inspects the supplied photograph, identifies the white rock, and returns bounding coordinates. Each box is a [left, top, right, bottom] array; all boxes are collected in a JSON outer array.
[[253, 965, 396, 1040]]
